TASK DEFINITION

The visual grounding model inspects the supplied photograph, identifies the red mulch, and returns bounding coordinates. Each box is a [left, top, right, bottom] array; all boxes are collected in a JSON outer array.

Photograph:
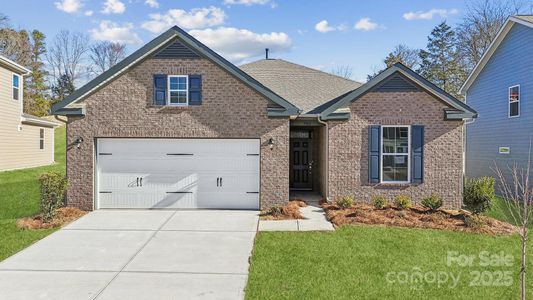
[[17, 207, 87, 230], [260, 200, 307, 220], [321, 202, 517, 235]]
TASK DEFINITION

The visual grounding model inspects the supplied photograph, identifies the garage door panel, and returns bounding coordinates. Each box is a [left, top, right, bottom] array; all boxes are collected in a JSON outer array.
[[98, 157, 258, 173], [97, 139, 260, 210]]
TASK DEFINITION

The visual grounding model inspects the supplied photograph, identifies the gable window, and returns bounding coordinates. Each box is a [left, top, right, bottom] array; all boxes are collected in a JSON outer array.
[[39, 129, 44, 150], [509, 85, 520, 118], [168, 75, 188, 106], [12, 74, 20, 100], [381, 126, 410, 183]]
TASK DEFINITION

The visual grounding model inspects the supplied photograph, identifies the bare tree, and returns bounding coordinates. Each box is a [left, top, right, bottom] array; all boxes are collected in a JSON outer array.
[[88, 41, 126, 76], [492, 143, 533, 300], [384, 44, 420, 69], [330, 65, 353, 79], [46, 30, 89, 85], [457, 0, 527, 71]]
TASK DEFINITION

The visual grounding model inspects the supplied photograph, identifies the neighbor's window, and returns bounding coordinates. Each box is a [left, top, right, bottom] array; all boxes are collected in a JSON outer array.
[[12, 74, 20, 100], [381, 126, 410, 183], [168, 75, 188, 105], [39, 128, 44, 150], [509, 85, 520, 117]]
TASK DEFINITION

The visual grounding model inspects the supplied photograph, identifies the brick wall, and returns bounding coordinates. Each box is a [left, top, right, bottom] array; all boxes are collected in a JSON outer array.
[[66, 57, 289, 210], [327, 91, 464, 208]]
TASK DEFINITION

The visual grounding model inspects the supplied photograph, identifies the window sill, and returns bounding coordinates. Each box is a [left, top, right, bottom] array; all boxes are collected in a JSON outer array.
[[371, 182, 421, 189], [148, 105, 192, 110]]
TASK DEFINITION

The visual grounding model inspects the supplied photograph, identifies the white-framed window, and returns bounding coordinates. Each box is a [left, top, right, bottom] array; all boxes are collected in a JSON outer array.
[[39, 128, 44, 150], [168, 75, 188, 106], [12, 74, 20, 100], [381, 125, 410, 183], [509, 85, 520, 118]]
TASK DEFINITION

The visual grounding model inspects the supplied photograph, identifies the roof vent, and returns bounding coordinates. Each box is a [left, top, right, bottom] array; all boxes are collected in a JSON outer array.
[[265, 48, 269, 60]]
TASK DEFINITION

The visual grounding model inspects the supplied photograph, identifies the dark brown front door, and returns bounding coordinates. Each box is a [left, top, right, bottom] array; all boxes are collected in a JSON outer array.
[[290, 139, 313, 190]]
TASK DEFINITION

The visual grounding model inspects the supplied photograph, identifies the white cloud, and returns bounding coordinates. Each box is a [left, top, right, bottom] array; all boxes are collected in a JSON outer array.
[[84, 10, 93, 16], [101, 0, 126, 14], [89, 21, 142, 44], [223, 0, 270, 5], [145, 0, 159, 8], [314, 20, 346, 33], [54, 0, 83, 13], [315, 20, 334, 33], [403, 8, 459, 21], [141, 6, 226, 33], [354, 17, 379, 31], [189, 27, 291, 63]]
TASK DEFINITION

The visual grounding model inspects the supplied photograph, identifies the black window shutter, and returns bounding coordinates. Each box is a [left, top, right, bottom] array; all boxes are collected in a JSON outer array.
[[153, 74, 167, 105], [411, 125, 424, 183], [188, 74, 202, 105], [368, 125, 381, 183]]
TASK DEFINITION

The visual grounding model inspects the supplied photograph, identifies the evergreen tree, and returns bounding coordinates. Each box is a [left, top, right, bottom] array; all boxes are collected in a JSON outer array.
[[51, 74, 75, 105], [24, 30, 50, 116], [418, 22, 466, 99]]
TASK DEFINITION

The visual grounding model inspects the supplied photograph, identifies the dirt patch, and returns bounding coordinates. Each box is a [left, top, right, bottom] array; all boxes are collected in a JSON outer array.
[[260, 200, 307, 220], [17, 207, 87, 230], [322, 203, 516, 235]]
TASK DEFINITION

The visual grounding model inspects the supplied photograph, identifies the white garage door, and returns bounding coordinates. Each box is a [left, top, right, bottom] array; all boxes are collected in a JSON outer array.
[[96, 139, 260, 209]]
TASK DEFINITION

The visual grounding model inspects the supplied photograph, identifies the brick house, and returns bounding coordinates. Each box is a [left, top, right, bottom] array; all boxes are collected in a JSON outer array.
[[52, 26, 477, 210]]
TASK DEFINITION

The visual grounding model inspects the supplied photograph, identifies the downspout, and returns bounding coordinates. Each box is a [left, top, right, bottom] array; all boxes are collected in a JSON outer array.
[[317, 115, 331, 203]]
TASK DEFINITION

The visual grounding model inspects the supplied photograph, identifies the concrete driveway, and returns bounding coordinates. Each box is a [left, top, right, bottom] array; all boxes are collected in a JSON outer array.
[[0, 210, 259, 300]]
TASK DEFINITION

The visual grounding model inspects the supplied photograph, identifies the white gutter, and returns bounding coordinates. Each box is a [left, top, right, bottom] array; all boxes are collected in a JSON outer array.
[[0, 55, 30, 75], [21, 115, 61, 127]]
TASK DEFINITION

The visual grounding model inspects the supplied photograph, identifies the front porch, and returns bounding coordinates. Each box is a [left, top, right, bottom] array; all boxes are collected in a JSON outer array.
[[289, 118, 327, 201]]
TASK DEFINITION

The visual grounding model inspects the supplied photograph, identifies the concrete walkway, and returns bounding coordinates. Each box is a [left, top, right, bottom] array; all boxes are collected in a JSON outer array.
[[258, 204, 334, 231], [0, 210, 259, 300]]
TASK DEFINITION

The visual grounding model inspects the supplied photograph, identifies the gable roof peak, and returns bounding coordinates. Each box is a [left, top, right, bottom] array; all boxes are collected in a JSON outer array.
[[52, 25, 299, 116], [320, 63, 477, 120], [460, 15, 533, 93]]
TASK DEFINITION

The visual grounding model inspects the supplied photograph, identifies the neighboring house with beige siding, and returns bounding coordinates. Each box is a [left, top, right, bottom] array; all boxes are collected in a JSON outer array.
[[0, 55, 59, 171]]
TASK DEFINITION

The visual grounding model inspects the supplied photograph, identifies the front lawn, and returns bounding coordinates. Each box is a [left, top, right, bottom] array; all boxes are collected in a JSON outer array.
[[0, 126, 65, 261], [247, 225, 529, 299]]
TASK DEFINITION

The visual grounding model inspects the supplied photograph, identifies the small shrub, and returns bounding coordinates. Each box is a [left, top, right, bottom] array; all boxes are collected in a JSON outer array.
[[371, 195, 388, 209], [463, 177, 495, 214], [39, 172, 68, 222], [421, 193, 443, 212], [464, 214, 485, 229], [336, 196, 354, 209], [394, 195, 412, 210], [268, 206, 283, 217]]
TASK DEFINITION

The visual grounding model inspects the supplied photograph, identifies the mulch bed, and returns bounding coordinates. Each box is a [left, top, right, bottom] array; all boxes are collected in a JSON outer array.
[[322, 202, 517, 235], [260, 200, 307, 220], [17, 207, 87, 230]]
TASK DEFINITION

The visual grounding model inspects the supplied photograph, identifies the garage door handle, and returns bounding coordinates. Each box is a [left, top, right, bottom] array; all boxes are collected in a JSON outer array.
[[136, 177, 139, 187], [140, 177, 143, 187], [220, 177, 222, 187], [217, 177, 220, 187]]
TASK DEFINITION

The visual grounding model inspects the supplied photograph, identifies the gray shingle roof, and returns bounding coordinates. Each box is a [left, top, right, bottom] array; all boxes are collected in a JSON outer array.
[[240, 59, 362, 113]]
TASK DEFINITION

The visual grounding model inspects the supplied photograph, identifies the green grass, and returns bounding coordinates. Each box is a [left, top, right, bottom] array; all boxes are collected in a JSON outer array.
[[246, 226, 529, 299], [0, 126, 65, 261]]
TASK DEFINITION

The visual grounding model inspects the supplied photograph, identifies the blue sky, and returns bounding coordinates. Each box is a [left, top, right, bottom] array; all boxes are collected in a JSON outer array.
[[2, 0, 469, 81]]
